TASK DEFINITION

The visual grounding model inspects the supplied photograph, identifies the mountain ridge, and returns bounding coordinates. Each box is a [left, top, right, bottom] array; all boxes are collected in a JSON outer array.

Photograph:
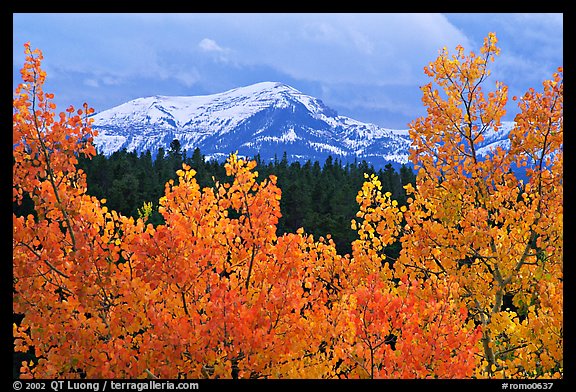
[[90, 81, 512, 169]]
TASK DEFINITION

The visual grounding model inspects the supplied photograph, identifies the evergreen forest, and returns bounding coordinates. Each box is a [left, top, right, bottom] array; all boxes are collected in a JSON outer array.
[[72, 141, 416, 257]]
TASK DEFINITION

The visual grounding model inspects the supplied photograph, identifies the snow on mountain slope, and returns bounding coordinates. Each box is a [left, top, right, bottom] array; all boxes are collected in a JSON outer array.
[[475, 121, 515, 157], [90, 82, 512, 169]]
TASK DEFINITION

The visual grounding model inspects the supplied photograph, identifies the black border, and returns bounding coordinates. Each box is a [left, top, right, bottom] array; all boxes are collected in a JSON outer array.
[[6, 5, 571, 390]]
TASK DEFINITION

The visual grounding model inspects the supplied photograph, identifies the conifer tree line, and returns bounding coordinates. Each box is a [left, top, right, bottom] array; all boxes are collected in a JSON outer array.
[[72, 142, 416, 256]]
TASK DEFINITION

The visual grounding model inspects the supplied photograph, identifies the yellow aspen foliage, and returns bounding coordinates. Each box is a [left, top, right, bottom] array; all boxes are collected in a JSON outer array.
[[396, 33, 562, 378]]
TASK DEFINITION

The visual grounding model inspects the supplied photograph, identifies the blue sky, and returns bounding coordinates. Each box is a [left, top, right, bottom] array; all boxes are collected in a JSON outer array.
[[13, 13, 563, 129]]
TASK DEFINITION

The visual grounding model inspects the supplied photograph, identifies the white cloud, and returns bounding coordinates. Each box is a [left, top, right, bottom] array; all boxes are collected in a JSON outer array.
[[101, 76, 122, 86], [83, 79, 99, 88], [301, 21, 342, 44], [349, 30, 374, 55], [198, 38, 226, 53], [82, 74, 124, 89], [197, 37, 233, 65], [172, 70, 201, 88]]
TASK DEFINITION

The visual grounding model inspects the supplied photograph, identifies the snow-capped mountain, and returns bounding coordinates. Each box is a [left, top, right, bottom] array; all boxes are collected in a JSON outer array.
[[90, 81, 512, 169]]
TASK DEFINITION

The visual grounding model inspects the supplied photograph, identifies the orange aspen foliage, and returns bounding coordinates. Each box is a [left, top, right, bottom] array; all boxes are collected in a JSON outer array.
[[334, 174, 482, 379], [14, 42, 125, 379]]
